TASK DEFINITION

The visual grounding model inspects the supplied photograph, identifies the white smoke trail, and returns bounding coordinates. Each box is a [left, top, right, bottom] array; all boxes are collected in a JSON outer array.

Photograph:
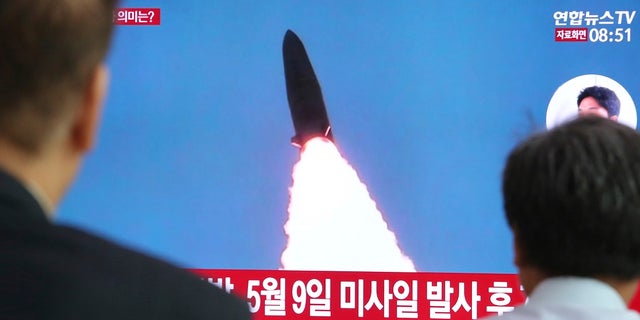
[[281, 137, 416, 272]]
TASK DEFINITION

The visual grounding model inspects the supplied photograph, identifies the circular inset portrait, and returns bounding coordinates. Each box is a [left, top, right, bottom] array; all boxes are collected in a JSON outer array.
[[546, 74, 637, 129]]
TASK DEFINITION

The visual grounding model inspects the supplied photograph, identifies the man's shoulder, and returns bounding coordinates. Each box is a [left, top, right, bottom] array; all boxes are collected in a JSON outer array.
[[54, 224, 252, 318], [481, 305, 640, 320], [1, 223, 251, 319]]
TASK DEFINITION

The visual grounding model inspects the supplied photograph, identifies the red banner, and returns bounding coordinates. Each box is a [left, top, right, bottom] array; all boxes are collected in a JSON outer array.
[[191, 269, 640, 319], [632, 289, 640, 311], [113, 8, 161, 25], [191, 269, 526, 319], [554, 28, 588, 42]]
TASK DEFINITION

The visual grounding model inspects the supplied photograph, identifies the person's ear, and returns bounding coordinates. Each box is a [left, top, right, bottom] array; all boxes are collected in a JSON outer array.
[[71, 64, 109, 152], [609, 115, 619, 122], [512, 227, 524, 268]]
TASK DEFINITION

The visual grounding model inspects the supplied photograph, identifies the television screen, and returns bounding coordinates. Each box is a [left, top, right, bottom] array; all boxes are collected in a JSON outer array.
[[57, 1, 640, 318]]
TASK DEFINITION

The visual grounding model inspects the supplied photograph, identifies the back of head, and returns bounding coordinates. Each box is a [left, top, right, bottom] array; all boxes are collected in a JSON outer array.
[[503, 116, 640, 280], [0, 0, 117, 154], [577, 86, 621, 117]]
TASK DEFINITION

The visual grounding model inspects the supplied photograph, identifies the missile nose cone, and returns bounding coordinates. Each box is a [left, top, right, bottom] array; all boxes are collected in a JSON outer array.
[[282, 30, 317, 81], [284, 29, 298, 42], [283, 31, 306, 60]]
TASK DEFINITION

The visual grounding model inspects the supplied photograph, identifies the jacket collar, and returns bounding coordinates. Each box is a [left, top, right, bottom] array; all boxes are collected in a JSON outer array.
[[0, 169, 50, 229]]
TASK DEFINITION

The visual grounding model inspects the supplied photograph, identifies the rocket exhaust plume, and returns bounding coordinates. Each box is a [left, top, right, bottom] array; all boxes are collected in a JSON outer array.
[[280, 30, 416, 272], [281, 138, 416, 271]]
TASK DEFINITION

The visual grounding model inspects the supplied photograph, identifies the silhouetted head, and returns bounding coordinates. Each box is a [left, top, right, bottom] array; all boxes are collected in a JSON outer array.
[[503, 116, 640, 281], [0, 0, 118, 212], [0, 0, 118, 155]]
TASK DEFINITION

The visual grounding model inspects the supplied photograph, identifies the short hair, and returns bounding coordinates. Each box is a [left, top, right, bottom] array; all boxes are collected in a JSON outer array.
[[0, 0, 118, 153], [577, 86, 621, 117], [502, 116, 640, 280]]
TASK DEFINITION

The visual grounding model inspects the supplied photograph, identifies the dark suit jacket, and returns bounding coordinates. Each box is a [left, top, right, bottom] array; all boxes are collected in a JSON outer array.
[[0, 170, 251, 319]]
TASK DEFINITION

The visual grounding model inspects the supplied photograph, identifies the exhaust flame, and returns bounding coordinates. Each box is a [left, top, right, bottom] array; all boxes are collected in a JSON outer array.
[[281, 137, 416, 272]]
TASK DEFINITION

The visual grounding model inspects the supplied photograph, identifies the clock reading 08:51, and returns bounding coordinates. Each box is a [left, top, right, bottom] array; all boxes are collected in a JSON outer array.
[[590, 28, 631, 42]]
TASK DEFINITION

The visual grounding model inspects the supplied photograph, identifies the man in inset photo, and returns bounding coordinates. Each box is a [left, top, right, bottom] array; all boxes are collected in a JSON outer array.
[[577, 86, 621, 121], [546, 74, 636, 130]]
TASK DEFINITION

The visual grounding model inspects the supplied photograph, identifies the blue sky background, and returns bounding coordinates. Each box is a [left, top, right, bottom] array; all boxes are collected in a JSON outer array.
[[58, 1, 640, 273]]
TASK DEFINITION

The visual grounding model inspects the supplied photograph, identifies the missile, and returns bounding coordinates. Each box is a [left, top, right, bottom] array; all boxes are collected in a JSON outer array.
[[282, 29, 334, 148]]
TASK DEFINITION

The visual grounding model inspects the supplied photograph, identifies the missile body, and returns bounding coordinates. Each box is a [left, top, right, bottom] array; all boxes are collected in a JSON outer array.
[[282, 30, 334, 148]]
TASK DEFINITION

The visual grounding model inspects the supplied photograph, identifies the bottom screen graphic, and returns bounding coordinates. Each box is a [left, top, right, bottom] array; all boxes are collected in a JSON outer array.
[[190, 269, 640, 319]]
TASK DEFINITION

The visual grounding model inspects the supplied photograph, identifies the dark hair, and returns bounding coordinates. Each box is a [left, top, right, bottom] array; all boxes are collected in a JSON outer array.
[[0, 0, 118, 153], [577, 86, 621, 117], [502, 116, 640, 280]]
